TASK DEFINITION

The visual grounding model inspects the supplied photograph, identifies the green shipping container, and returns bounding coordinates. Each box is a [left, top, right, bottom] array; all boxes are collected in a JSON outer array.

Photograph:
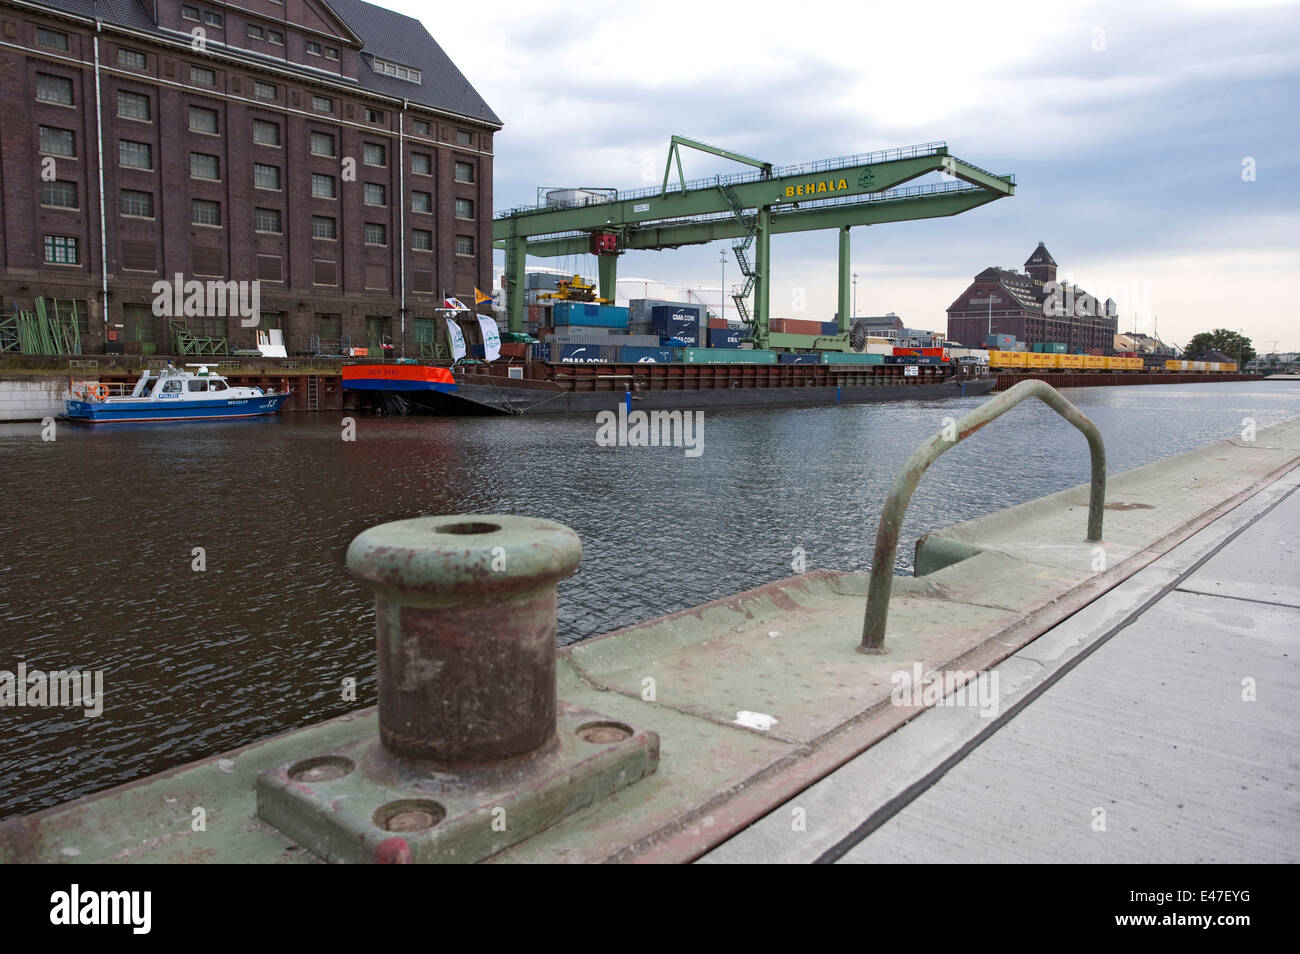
[[1035, 342, 1068, 353], [821, 351, 884, 365], [680, 348, 778, 364]]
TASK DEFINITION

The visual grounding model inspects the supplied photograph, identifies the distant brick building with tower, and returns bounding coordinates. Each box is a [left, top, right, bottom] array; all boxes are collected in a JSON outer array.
[[946, 243, 1117, 352]]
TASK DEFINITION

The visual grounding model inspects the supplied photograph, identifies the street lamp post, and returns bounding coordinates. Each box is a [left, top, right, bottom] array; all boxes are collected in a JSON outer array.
[[970, 294, 998, 342]]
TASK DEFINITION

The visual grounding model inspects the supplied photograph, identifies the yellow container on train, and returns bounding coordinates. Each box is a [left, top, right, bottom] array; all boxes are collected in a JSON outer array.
[[1081, 354, 1107, 370], [989, 350, 1028, 368], [1025, 352, 1055, 369]]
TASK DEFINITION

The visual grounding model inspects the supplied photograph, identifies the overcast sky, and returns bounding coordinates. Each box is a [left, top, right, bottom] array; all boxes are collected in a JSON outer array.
[[390, 0, 1299, 352]]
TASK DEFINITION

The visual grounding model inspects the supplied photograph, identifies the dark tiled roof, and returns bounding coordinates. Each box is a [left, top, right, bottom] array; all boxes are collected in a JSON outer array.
[[323, 0, 500, 125], [33, 0, 499, 125], [1024, 241, 1057, 268]]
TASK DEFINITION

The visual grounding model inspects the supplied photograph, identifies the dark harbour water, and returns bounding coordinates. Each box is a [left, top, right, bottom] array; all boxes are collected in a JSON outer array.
[[1, 380, 1297, 818]]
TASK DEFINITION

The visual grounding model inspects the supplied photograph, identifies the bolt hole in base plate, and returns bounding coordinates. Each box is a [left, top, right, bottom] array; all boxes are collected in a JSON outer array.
[[257, 704, 658, 863], [288, 756, 355, 783], [577, 721, 632, 744], [374, 799, 447, 832], [436, 521, 502, 535]]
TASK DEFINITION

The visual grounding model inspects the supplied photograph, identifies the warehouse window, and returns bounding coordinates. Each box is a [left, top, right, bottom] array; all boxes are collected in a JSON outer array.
[[306, 41, 322, 56], [247, 24, 264, 40], [455, 198, 473, 219], [455, 235, 473, 256], [254, 81, 277, 100], [253, 163, 281, 190], [43, 235, 78, 264], [324, 47, 339, 61], [411, 153, 431, 175], [36, 28, 69, 51], [120, 189, 153, 217], [202, 11, 222, 27], [192, 199, 221, 226], [456, 130, 472, 146], [118, 49, 146, 69], [412, 191, 431, 213], [39, 126, 75, 157], [252, 120, 280, 146], [363, 183, 385, 206], [411, 229, 432, 251], [311, 95, 333, 114], [363, 142, 385, 166], [411, 119, 430, 136], [268, 29, 284, 45], [311, 215, 336, 239], [311, 173, 336, 198], [181, 5, 200, 20], [370, 57, 421, 84], [454, 161, 473, 183], [190, 66, 216, 87], [365, 107, 385, 124], [190, 152, 219, 180], [41, 181, 78, 209], [363, 223, 386, 246], [119, 139, 152, 170], [189, 106, 219, 134], [36, 73, 73, 105], [117, 90, 151, 120], [253, 208, 282, 233], [309, 131, 335, 156]]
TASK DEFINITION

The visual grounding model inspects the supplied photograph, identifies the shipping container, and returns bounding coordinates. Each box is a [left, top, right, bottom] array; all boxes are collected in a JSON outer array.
[[630, 299, 700, 325], [680, 348, 778, 364], [986, 333, 1016, 348], [885, 355, 944, 365], [821, 321, 840, 336], [707, 318, 729, 330], [554, 343, 618, 363], [618, 346, 677, 364], [778, 352, 820, 364], [552, 302, 629, 328], [552, 325, 618, 336], [892, 347, 949, 360], [821, 351, 884, 365], [709, 326, 742, 349], [768, 318, 824, 336]]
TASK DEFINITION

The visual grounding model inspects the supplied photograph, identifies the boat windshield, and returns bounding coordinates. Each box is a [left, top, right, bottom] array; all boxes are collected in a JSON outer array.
[[208, 379, 228, 392]]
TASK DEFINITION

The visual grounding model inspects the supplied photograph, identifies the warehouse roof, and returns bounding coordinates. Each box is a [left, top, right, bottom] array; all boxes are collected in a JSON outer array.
[[29, 0, 500, 125]]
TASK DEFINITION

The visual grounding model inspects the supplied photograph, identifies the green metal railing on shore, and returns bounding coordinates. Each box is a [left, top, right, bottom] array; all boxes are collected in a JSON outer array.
[[0, 298, 83, 355], [859, 380, 1107, 653]]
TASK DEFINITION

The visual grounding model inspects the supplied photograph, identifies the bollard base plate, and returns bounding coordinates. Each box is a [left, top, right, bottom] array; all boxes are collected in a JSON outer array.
[[255, 701, 659, 864]]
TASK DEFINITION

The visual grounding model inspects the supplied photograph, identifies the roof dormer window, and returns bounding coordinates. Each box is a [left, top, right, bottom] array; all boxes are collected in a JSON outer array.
[[370, 57, 421, 84]]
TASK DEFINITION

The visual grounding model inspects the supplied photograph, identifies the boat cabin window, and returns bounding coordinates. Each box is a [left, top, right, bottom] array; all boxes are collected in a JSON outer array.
[[208, 379, 228, 392], [187, 380, 207, 392], [161, 380, 183, 393]]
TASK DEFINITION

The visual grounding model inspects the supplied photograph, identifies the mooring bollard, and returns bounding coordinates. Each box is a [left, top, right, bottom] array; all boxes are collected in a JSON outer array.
[[258, 512, 656, 863], [346, 515, 582, 765]]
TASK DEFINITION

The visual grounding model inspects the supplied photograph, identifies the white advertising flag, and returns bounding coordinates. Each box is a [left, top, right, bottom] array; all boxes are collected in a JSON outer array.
[[444, 318, 467, 359], [477, 315, 501, 362]]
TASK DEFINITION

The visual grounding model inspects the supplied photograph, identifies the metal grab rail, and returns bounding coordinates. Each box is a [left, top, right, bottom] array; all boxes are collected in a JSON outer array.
[[859, 380, 1107, 653]]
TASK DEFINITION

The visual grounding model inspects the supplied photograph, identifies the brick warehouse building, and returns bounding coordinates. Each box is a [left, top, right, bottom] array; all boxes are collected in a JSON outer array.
[[946, 243, 1117, 353], [0, 0, 499, 356]]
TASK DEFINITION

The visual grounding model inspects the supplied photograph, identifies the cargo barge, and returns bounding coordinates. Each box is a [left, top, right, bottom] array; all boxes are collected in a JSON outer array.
[[344, 359, 995, 415]]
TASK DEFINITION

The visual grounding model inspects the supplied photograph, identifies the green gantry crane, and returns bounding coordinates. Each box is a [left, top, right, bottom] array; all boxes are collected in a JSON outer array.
[[493, 136, 1014, 352]]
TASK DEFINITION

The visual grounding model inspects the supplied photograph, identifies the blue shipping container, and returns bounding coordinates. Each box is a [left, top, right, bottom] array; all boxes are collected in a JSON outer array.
[[618, 346, 677, 363], [821, 321, 840, 336], [553, 303, 629, 328], [708, 327, 742, 348], [554, 343, 617, 363], [779, 352, 820, 364], [650, 305, 701, 332]]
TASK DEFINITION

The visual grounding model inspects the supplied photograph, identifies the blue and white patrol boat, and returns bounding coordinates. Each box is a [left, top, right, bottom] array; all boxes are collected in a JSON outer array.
[[63, 364, 289, 424]]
